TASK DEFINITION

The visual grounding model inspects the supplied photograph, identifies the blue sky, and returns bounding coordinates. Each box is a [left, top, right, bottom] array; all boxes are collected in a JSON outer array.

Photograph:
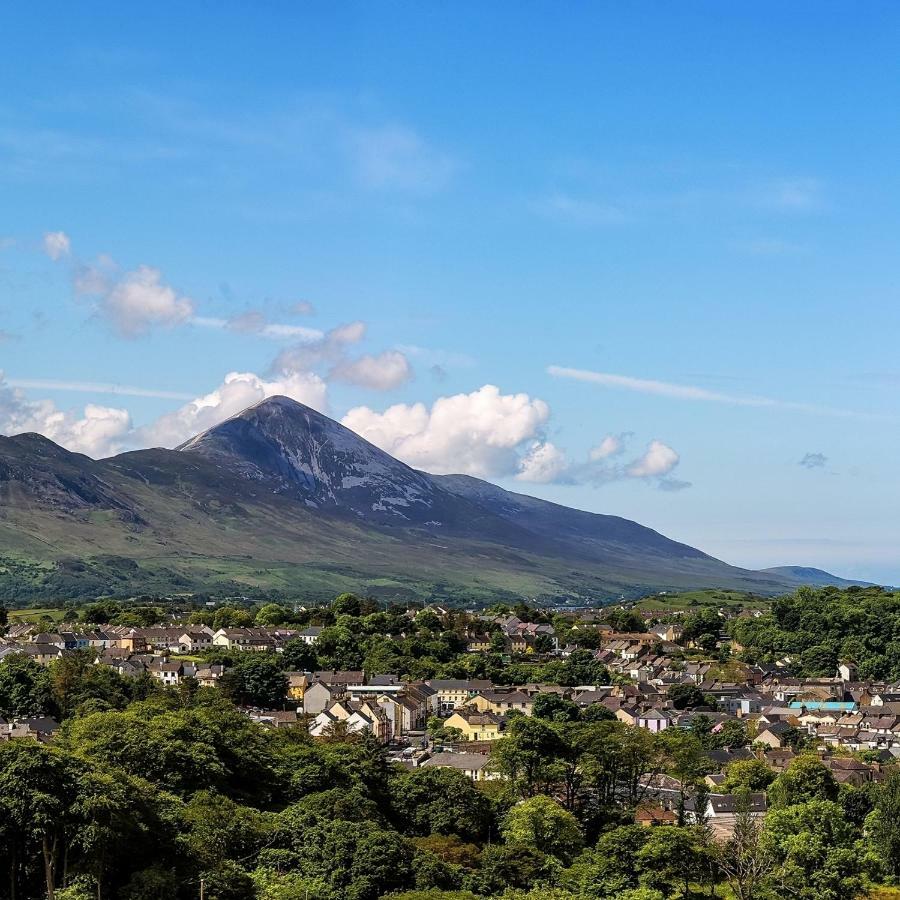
[[2, 2, 900, 580]]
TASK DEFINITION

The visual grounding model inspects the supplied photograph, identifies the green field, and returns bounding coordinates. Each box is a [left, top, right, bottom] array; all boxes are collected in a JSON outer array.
[[7, 606, 67, 624], [632, 588, 772, 612]]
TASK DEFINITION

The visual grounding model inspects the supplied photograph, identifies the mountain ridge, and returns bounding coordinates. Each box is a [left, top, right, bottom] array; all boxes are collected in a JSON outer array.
[[0, 396, 867, 603]]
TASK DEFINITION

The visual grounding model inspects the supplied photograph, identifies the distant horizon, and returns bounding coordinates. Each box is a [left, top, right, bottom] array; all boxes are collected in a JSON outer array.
[[2, 3, 899, 581]]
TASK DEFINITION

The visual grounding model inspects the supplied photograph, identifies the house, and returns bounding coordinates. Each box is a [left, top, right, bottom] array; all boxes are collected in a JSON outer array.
[[635, 803, 678, 827], [635, 709, 674, 733], [426, 679, 494, 714], [212, 628, 276, 652], [465, 635, 493, 653], [298, 626, 323, 645], [309, 699, 392, 742], [443, 710, 506, 742], [312, 670, 365, 687], [465, 689, 534, 717], [285, 672, 308, 702], [421, 752, 495, 781], [303, 681, 345, 715], [756, 720, 795, 748], [178, 630, 213, 653], [149, 659, 194, 686], [195, 664, 225, 687]]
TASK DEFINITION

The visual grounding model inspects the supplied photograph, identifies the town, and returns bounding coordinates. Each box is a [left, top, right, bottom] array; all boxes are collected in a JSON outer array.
[[2, 586, 897, 849]]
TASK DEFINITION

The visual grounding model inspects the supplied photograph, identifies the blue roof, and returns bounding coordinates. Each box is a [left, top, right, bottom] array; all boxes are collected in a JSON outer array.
[[788, 701, 856, 711]]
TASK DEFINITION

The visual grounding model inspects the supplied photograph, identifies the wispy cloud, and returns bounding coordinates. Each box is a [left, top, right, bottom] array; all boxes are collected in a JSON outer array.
[[535, 191, 630, 226], [547, 365, 875, 419], [730, 237, 809, 257], [6, 378, 194, 400], [752, 177, 823, 213], [799, 452, 828, 469], [192, 315, 323, 343], [347, 124, 456, 193]]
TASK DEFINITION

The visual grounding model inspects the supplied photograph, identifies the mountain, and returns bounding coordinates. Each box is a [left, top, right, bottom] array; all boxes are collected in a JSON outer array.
[[761, 566, 876, 589], [0, 396, 839, 603]]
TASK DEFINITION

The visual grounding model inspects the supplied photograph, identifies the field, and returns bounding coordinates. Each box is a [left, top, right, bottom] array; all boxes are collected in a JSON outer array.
[[7, 606, 67, 624], [632, 588, 772, 612]]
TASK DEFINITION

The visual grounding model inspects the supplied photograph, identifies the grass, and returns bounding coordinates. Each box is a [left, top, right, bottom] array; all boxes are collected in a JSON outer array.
[[7, 607, 67, 623], [633, 589, 772, 612]]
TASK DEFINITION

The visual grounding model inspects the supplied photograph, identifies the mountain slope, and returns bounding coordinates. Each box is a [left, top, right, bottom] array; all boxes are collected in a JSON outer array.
[[0, 396, 814, 603], [761, 566, 876, 588]]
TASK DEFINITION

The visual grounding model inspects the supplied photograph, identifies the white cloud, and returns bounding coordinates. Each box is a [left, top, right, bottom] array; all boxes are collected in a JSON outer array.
[[272, 320, 409, 392], [342, 384, 688, 489], [0, 374, 131, 457], [192, 314, 324, 343], [291, 301, 315, 316], [0, 367, 328, 458], [329, 350, 412, 391], [516, 441, 569, 483], [342, 385, 551, 478], [103, 265, 194, 337], [6, 378, 193, 400], [626, 440, 679, 478], [134, 370, 328, 449], [348, 125, 456, 193], [547, 364, 870, 419], [42, 231, 71, 260], [590, 434, 626, 461]]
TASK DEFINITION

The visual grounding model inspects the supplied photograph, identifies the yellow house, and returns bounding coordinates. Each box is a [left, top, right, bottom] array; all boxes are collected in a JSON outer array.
[[465, 690, 533, 717], [444, 710, 506, 742], [286, 672, 309, 702]]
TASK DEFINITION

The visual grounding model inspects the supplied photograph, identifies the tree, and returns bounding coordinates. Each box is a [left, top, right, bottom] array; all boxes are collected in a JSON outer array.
[[0, 740, 75, 900], [722, 758, 775, 793], [489, 716, 568, 797], [501, 795, 583, 864], [255, 604, 288, 626], [636, 826, 709, 898], [532, 692, 581, 723], [0, 652, 55, 717], [331, 593, 363, 618], [768, 755, 839, 807], [274, 818, 414, 900], [667, 683, 705, 710], [716, 790, 773, 900], [561, 825, 649, 897], [223, 655, 289, 709], [391, 768, 493, 841], [868, 770, 900, 876], [213, 606, 255, 630], [280, 638, 317, 672], [761, 800, 862, 900]]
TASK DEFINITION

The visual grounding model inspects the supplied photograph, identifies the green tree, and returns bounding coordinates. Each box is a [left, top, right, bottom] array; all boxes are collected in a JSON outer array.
[[489, 716, 568, 797], [667, 684, 706, 710], [636, 826, 709, 898], [391, 767, 493, 841], [0, 740, 75, 900], [280, 638, 317, 672], [255, 604, 288, 626], [0, 652, 55, 717], [868, 770, 900, 876], [722, 758, 775, 793], [769, 755, 839, 807], [532, 693, 581, 723], [223, 655, 288, 709], [761, 800, 861, 900], [501, 795, 583, 864]]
